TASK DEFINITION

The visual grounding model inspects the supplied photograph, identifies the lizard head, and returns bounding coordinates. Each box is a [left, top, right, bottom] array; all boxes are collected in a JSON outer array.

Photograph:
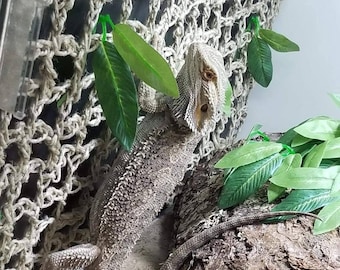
[[168, 43, 228, 133]]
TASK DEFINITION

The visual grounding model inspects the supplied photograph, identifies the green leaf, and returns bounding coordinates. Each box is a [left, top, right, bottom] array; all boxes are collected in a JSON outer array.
[[267, 183, 286, 203], [323, 137, 340, 158], [292, 141, 319, 158], [291, 134, 312, 147], [268, 154, 302, 202], [277, 128, 297, 145], [246, 124, 264, 142], [294, 117, 340, 141], [320, 158, 340, 168], [247, 35, 273, 87], [303, 142, 326, 167], [259, 29, 300, 52], [277, 119, 310, 145], [273, 154, 303, 176], [269, 166, 340, 189], [328, 93, 340, 108], [215, 141, 283, 169], [223, 80, 232, 116], [112, 24, 179, 98], [272, 189, 337, 220], [57, 93, 67, 108], [218, 153, 283, 209], [331, 174, 340, 193], [313, 199, 340, 234], [92, 41, 138, 150]]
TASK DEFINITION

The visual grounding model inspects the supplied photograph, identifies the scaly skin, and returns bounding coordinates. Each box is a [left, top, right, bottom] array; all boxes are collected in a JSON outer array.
[[44, 43, 228, 270], [160, 211, 319, 270]]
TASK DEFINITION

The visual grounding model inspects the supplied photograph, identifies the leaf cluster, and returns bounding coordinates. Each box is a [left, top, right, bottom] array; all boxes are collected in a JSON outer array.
[[246, 15, 299, 87], [91, 15, 179, 150], [216, 117, 340, 234]]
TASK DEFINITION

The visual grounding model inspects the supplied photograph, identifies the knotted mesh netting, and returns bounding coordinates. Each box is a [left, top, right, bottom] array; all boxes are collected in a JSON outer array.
[[0, 0, 281, 269]]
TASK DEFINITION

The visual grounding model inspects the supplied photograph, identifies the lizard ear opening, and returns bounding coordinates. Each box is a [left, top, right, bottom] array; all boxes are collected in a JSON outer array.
[[192, 87, 214, 132], [200, 104, 208, 112]]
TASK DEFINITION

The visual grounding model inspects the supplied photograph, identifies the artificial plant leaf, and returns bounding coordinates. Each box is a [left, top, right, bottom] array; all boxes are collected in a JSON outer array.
[[292, 141, 319, 158], [291, 134, 312, 147], [313, 199, 340, 235], [269, 166, 340, 189], [218, 153, 283, 209], [273, 153, 303, 176], [277, 119, 310, 145], [331, 174, 340, 193], [215, 141, 283, 169], [323, 137, 340, 159], [271, 189, 338, 220], [268, 154, 302, 202], [303, 142, 327, 167], [247, 35, 273, 87], [112, 24, 179, 98], [57, 93, 67, 108], [320, 159, 340, 168], [223, 80, 232, 116], [267, 183, 286, 203], [329, 93, 340, 108], [92, 41, 138, 150], [246, 124, 264, 141], [259, 29, 300, 52], [277, 127, 297, 145], [294, 117, 340, 141]]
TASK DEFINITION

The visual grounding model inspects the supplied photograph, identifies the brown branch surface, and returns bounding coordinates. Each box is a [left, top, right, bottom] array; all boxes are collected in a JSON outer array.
[[173, 149, 340, 270]]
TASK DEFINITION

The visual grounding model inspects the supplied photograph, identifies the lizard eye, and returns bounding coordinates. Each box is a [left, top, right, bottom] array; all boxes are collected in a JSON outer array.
[[201, 104, 208, 112], [202, 70, 216, 81]]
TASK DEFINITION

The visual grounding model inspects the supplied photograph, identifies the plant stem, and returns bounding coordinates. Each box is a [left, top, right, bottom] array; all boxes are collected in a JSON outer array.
[[98, 14, 116, 41]]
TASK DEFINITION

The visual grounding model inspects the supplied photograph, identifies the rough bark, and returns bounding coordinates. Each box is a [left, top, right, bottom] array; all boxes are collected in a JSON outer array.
[[172, 148, 340, 270]]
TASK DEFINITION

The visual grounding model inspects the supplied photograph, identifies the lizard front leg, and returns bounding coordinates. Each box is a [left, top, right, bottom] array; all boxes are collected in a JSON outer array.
[[138, 82, 169, 113]]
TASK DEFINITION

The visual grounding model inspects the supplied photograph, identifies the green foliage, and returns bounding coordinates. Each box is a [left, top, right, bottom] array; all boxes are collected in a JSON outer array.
[[223, 81, 233, 116], [57, 93, 67, 108], [216, 115, 340, 234], [259, 29, 299, 52], [92, 15, 179, 150], [268, 154, 302, 202], [294, 117, 340, 141], [247, 36, 272, 87], [214, 141, 283, 169], [218, 153, 283, 209], [271, 189, 338, 220], [291, 134, 312, 147], [93, 41, 138, 150], [329, 93, 340, 108], [112, 24, 179, 98], [303, 143, 326, 167], [246, 124, 270, 142], [246, 15, 299, 87], [323, 138, 340, 158], [270, 167, 337, 189], [314, 199, 340, 234]]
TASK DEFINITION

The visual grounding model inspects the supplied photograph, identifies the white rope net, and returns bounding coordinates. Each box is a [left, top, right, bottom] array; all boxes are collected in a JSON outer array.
[[0, 0, 281, 269]]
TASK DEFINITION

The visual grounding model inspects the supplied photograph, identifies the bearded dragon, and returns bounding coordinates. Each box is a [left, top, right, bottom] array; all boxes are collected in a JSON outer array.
[[44, 43, 228, 269]]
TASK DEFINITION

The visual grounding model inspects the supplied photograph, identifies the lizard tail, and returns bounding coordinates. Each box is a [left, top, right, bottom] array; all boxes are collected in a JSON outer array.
[[160, 211, 319, 270]]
